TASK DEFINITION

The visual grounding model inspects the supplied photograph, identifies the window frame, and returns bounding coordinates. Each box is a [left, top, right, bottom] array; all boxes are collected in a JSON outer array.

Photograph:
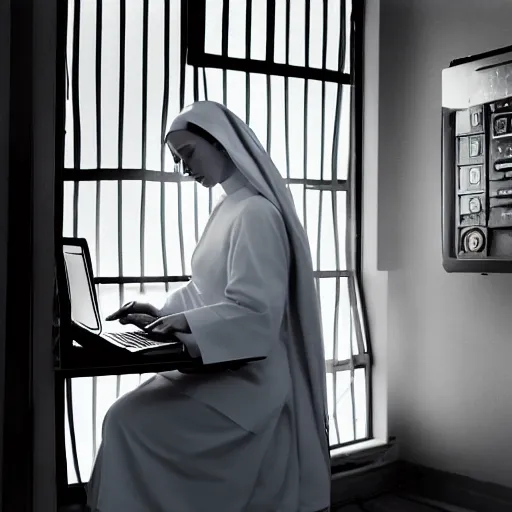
[[53, 0, 373, 499]]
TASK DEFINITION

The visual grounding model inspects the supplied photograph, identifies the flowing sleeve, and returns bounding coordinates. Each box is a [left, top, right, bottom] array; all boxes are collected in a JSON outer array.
[[182, 198, 290, 364]]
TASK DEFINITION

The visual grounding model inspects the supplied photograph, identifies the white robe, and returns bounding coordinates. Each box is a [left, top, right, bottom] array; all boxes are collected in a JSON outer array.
[[87, 173, 330, 512]]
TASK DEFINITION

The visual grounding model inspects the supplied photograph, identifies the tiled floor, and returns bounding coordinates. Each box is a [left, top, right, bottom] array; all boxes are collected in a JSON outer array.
[[334, 493, 474, 512]]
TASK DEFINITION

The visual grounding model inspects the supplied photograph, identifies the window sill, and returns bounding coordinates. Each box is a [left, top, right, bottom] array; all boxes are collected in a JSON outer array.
[[330, 438, 397, 476]]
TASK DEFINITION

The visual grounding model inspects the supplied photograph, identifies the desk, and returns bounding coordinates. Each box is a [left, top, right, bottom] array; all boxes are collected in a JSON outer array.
[[55, 344, 198, 378]]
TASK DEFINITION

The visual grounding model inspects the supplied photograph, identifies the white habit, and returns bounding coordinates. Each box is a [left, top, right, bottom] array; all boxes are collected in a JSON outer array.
[[87, 172, 330, 512]]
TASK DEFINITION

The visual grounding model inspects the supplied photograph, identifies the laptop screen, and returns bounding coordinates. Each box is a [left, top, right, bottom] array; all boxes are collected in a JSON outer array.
[[63, 244, 101, 332]]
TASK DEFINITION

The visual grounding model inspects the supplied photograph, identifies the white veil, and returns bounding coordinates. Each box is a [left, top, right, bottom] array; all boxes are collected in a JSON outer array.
[[166, 100, 331, 482]]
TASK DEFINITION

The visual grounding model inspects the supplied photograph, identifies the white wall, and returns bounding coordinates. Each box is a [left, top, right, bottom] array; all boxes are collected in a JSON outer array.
[[365, 0, 512, 488]]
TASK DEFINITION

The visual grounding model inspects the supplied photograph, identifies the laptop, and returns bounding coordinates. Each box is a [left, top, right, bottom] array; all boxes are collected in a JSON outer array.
[[60, 237, 185, 357]]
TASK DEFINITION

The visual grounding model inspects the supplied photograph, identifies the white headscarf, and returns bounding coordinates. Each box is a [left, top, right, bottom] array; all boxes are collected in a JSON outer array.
[[167, 100, 330, 472]]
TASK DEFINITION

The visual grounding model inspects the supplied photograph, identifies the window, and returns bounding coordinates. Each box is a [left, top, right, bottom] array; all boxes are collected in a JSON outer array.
[[59, 0, 370, 484]]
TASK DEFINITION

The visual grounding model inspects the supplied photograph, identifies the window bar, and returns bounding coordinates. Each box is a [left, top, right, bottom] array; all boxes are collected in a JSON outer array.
[[62, 169, 348, 189], [331, 1, 344, 442], [92, 0, 103, 459], [94, 275, 191, 285], [200, 67, 214, 214], [332, 276, 341, 445], [117, 0, 126, 307], [70, 0, 82, 477], [221, 0, 229, 106], [302, 0, 311, 235], [266, 76, 271, 154], [71, 0, 82, 237], [340, 0, 347, 74], [177, 7, 187, 273], [351, 279, 367, 355], [265, 0, 274, 155], [66, 379, 83, 484], [139, 0, 150, 295], [202, 67, 209, 100], [283, 0, 290, 186], [160, 0, 171, 293], [115, 0, 127, 399], [349, 290, 357, 439], [193, 63, 199, 101], [245, 0, 252, 125], [93, 271, 345, 284], [193, 66, 199, 243], [315, 0, 328, 296], [339, 0, 358, 443]]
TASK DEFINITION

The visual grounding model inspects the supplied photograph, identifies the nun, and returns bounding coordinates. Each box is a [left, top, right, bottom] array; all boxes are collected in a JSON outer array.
[[87, 101, 331, 512]]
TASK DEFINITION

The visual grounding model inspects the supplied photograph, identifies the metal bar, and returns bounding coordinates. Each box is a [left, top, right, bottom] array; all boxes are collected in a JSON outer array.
[[139, 0, 150, 294], [292, 178, 347, 190], [178, 0, 186, 272], [65, 380, 82, 484], [349, 281, 357, 440], [265, 0, 275, 62], [200, 68, 213, 213], [202, 67, 209, 100], [54, 0, 69, 497], [63, 168, 192, 182], [266, 74, 271, 154], [184, 0, 205, 61], [71, 0, 81, 237], [117, 0, 126, 308], [332, 192, 341, 272], [330, 22, 344, 435], [315, 0, 328, 291], [160, 0, 171, 292], [193, 67, 200, 243], [193, 64, 199, 102], [221, 0, 229, 105], [332, 277, 342, 444], [283, 0, 290, 184], [70, 0, 81, 483], [245, 0, 252, 124], [114, 0, 128, 420], [188, 54, 352, 85], [94, 275, 190, 285], [340, 0, 347, 73], [92, 270, 347, 285], [95, 0, 102, 170], [350, 0, 373, 379], [265, 0, 274, 154], [302, 0, 310, 235], [325, 353, 371, 373], [92, 0, 103, 461], [62, 169, 348, 189], [179, 0, 187, 109]]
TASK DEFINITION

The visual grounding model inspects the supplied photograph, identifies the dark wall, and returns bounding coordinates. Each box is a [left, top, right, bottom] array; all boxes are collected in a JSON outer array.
[[0, 0, 11, 503]]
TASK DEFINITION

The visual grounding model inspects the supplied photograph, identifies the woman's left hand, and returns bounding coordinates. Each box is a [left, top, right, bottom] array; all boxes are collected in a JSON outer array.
[[144, 313, 191, 335]]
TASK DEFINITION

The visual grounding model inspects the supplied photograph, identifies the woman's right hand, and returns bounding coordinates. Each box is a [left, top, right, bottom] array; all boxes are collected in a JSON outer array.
[[106, 301, 160, 329]]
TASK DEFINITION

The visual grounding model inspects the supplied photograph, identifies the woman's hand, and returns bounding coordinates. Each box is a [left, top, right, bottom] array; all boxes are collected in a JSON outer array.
[[144, 313, 191, 335], [106, 301, 160, 329]]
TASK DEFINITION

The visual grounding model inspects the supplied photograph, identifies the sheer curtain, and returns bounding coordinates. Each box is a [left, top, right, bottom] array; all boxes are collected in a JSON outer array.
[[61, 0, 367, 484]]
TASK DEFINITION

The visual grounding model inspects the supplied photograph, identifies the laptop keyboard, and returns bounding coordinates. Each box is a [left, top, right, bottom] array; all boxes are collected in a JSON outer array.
[[101, 331, 177, 352]]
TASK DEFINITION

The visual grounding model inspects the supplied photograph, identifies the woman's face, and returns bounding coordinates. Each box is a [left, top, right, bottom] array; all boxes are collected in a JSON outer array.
[[167, 130, 234, 188]]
